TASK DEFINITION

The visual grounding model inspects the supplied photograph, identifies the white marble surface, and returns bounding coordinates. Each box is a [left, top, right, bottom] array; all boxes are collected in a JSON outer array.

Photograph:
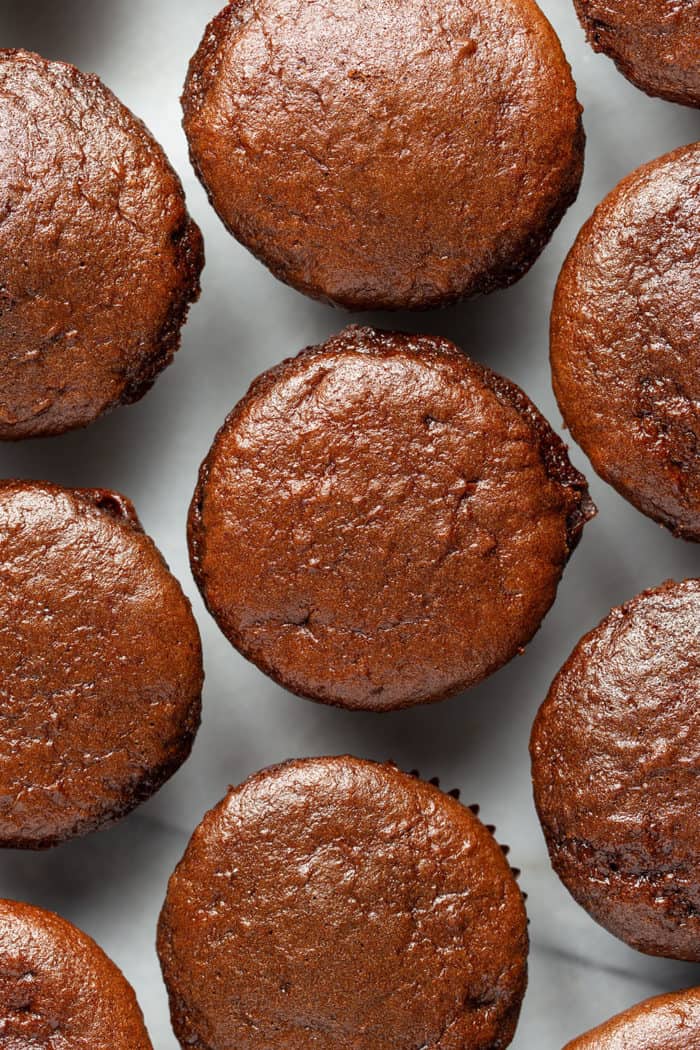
[[0, 2, 699, 1047]]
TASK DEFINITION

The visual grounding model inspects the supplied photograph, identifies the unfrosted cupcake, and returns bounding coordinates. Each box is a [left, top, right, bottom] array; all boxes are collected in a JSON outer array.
[[573, 0, 700, 107], [532, 579, 700, 961], [0, 480, 203, 848], [0, 898, 153, 1048], [183, 0, 583, 309], [190, 326, 594, 710], [551, 142, 700, 540], [158, 756, 528, 1050], [565, 987, 700, 1048], [0, 49, 203, 438]]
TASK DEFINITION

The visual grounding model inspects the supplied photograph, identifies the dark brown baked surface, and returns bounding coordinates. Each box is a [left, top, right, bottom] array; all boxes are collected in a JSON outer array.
[[573, 0, 700, 107], [182, 0, 584, 309], [158, 756, 528, 1050], [0, 481, 203, 849], [0, 898, 153, 1048], [551, 142, 700, 541], [565, 987, 700, 1049], [531, 578, 700, 961], [0, 49, 203, 439], [189, 325, 594, 711]]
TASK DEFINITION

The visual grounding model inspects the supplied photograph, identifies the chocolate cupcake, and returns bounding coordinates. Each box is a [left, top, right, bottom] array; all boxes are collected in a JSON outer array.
[[0, 898, 153, 1048], [551, 142, 700, 541], [573, 0, 700, 107], [158, 756, 528, 1050], [531, 579, 700, 961], [0, 480, 203, 849], [565, 987, 700, 1049], [0, 49, 203, 439], [182, 0, 584, 309], [190, 325, 594, 711]]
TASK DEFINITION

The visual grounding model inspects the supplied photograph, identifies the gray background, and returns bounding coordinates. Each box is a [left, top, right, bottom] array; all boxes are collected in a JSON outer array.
[[0, 2, 698, 1046]]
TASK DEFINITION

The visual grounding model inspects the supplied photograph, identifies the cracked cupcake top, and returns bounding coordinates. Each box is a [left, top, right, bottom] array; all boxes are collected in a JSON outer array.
[[189, 325, 594, 710], [531, 578, 700, 961], [158, 756, 528, 1050]]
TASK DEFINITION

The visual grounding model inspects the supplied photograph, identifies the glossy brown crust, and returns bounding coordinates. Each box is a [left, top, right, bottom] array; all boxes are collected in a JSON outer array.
[[565, 987, 700, 1049], [189, 325, 594, 711], [531, 579, 700, 961], [551, 143, 700, 541], [182, 0, 584, 310], [158, 756, 528, 1050], [0, 898, 153, 1049], [0, 49, 204, 439], [0, 481, 203, 849], [573, 0, 700, 107]]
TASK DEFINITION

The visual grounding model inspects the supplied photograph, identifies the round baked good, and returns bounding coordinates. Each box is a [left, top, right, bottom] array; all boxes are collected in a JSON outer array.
[[0, 480, 203, 849], [0, 49, 203, 439], [551, 142, 700, 541], [573, 0, 700, 107], [182, 0, 584, 310], [158, 756, 528, 1050], [564, 987, 700, 1049], [531, 578, 700, 961], [0, 898, 153, 1048], [189, 325, 595, 711]]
